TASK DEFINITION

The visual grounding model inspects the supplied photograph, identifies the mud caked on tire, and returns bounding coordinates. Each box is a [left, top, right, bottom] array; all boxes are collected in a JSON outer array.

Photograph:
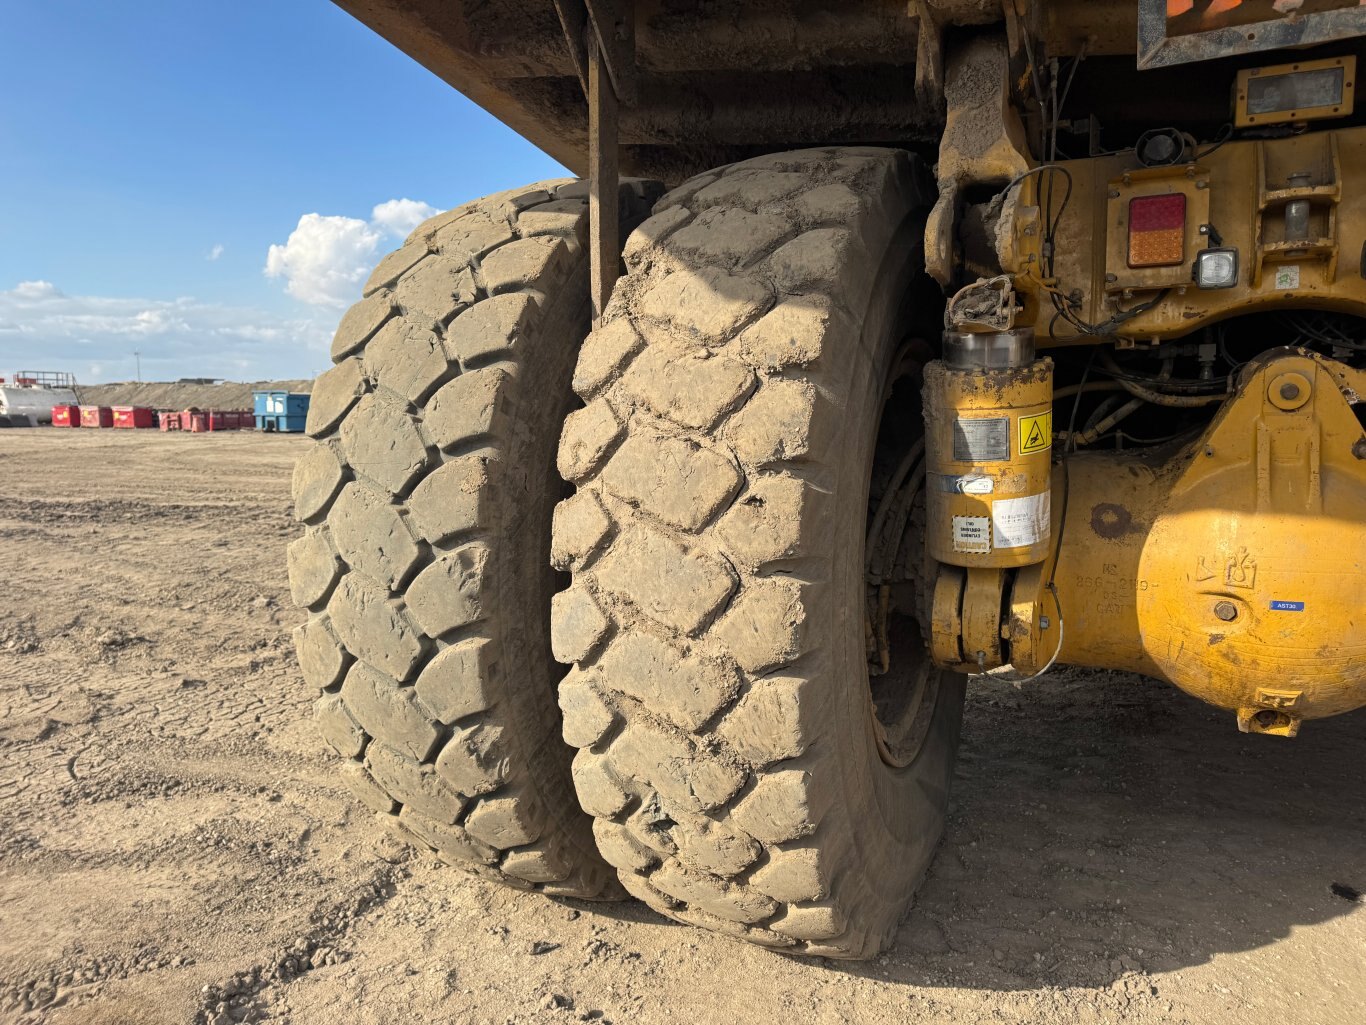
[[551, 148, 965, 956], [290, 178, 660, 898]]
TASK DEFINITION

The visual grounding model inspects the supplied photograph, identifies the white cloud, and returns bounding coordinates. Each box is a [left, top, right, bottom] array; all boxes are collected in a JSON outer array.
[[207, 243, 225, 261], [265, 213, 382, 308], [371, 198, 440, 238], [0, 280, 333, 382], [265, 197, 441, 308], [12, 279, 63, 300]]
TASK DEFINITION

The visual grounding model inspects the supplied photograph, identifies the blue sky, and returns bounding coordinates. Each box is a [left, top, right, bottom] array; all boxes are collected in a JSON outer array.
[[0, 0, 568, 383]]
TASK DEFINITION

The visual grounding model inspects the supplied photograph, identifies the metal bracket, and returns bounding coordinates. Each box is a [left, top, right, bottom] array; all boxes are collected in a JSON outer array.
[[552, 0, 636, 104], [553, 0, 632, 324]]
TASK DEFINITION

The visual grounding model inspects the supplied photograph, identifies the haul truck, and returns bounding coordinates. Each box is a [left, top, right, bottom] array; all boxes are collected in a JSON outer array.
[[288, 0, 1366, 958]]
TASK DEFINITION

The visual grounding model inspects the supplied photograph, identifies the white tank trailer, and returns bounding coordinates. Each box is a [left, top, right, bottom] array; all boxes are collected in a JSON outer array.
[[0, 372, 79, 425]]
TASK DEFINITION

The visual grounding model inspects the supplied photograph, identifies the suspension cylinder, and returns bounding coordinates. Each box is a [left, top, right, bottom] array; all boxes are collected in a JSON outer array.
[[922, 329, 1054, 568]]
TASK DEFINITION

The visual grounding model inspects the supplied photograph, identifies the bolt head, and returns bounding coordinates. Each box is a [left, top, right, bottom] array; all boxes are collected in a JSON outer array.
[[1279, 381, 1301, 400], [1214, 600, 1238, 622]]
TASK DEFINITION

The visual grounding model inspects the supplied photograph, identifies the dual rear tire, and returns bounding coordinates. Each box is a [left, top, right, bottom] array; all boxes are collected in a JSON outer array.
[[289, 151, 964, 957]]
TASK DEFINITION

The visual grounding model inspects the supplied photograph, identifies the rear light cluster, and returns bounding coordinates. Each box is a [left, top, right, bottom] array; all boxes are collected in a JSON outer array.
[[1128, 194, 1187, 268], [1126, 191, 1238, 290]]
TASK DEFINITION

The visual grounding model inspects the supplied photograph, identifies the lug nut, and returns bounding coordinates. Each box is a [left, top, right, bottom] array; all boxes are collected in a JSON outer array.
[[1214, 600, 1239, 622]]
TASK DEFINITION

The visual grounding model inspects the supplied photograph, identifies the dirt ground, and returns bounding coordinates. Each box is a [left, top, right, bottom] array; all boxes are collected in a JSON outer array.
[[0, 429, 1362, 1025]]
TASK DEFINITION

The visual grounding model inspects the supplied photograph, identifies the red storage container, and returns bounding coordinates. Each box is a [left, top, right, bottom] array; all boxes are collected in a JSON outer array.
[[79, 406, 114, 428], [51, 404, 80, 427], [159, 411, 182, 431], [112, 406, 155, 429]]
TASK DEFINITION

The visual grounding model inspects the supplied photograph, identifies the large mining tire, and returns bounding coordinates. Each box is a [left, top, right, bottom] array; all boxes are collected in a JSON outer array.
[[289, 177, 660, 898], [550, 148, 966, 956]]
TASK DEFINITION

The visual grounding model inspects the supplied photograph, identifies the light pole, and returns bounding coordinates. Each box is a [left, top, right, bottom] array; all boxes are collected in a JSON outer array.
[[134, 350, 141, 382]]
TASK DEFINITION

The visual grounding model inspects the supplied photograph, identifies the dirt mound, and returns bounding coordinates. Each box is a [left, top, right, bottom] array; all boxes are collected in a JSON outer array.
[[76, 379, 313, 411]]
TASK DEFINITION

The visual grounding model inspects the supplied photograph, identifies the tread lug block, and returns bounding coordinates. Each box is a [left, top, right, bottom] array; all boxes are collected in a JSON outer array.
[[653, 173, 720, 212], [428, 215, 510, 264], [516, 197, 590, 242], [464, 790, 541, 849], [326, 483, 421, 591], [365, 741, 466, 825], [557, 400, 623, 483], [733, 299, 849, 373], [362, 318, 449, 406], [414, 638, 495, 725], [287, 528, 343, 609], [501, 844, 574, 884], [425, 368, 509, 451], [650, 860, 778, 925], [592, 526, 736, 636], [748, 842, 832, 904], [663, 207, 791, 269], [634, 267, 771, 345], [405, 455, 496, 545], [314, 693, 367, 760], [340, 662, 441, 763], [767, 228, 865, 302], [340, 761, 398, 815], [557, 668, 618, 749], [338, 392, 430, 496], [570, 749, 631, 819], [671, 817, 761, 877], [717, 674, 819, 766], [572, 319, 644, 399], [294, 616, 349, 691], [292, 442, 347, 522], [434, 721, 509, 797], [620, 346, 755, 432], [549, 584, 611, 665], [730, 767, 827, 845], [399, 807, 501, 866], [714, 476, 821, 570], [710, 577, 811, 674], [724, 378, 827, 467], [364, 242, 430, 297], [444, 292, 534, 368], [404, 545, 490, 639], [692, 170, 809, 211], [598, 431, 742, 532], [331, 290, 396, 360], [306, 358, 367, 438], [617, 870, 679, 909], [394, 255, 477, 326], [597, 633, 736, 733], [791, 183, 866, 227], [592, 819, 657, 873], [327, 575, 424, 682], [481, 235, 568, 294], [610, 723, 744, 813], [550, 491, 614, 572], [621, 205, 692, 272], [768, 902, 848, 942]]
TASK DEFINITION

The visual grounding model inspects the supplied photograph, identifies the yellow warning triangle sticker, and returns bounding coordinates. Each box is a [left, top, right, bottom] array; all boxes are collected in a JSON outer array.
[[1019, 412, 1051, 454]]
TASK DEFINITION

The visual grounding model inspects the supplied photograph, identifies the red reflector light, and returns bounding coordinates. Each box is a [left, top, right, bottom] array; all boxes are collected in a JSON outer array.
[[1128, 193, 1187, 268]]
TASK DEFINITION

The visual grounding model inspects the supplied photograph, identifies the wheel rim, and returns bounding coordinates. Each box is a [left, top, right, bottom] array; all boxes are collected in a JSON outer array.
[[866, 345, 939, 769]]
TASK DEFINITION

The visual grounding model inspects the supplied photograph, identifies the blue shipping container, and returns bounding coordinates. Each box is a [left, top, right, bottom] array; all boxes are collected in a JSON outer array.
[[253, 390, 310, 433]]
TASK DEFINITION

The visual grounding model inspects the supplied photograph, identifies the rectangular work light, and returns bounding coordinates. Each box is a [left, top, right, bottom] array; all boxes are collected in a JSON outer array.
[[1128, 193, 1187, 268], [1194, 248, 1239, 290]]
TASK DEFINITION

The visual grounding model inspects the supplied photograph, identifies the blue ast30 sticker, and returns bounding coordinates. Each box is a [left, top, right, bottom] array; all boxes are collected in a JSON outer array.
[[1269, 600, 1305, 612]]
